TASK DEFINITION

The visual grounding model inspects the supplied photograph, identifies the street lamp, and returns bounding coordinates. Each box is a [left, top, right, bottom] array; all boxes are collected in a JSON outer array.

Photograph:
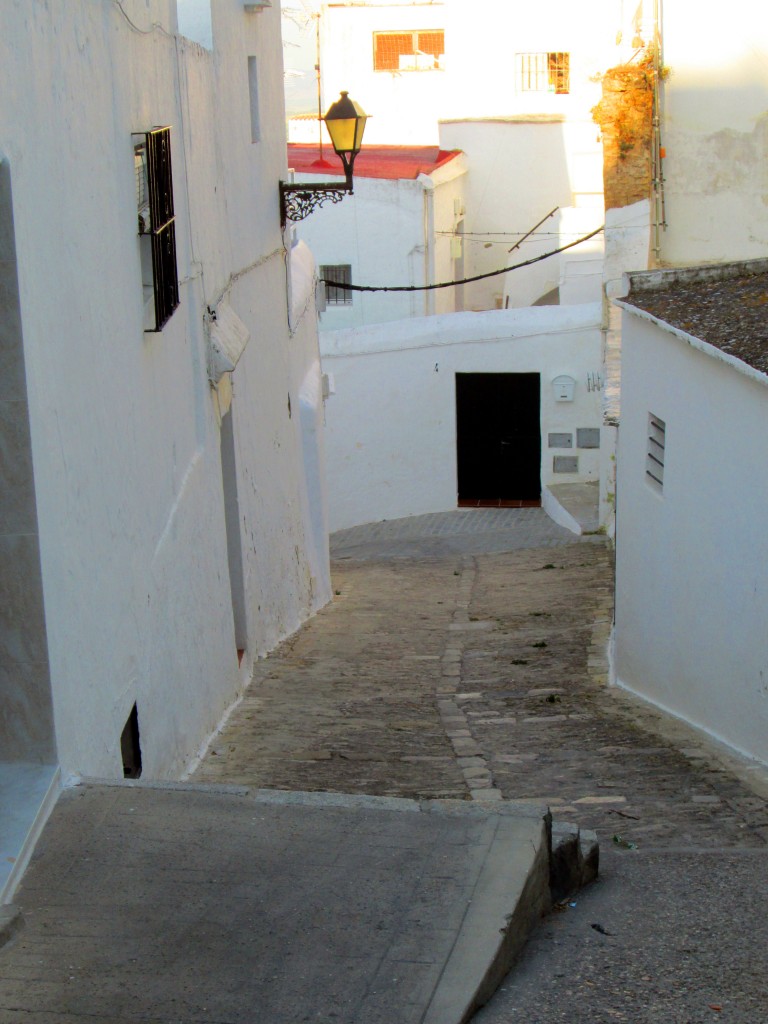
[[280, 91, 369, 227]]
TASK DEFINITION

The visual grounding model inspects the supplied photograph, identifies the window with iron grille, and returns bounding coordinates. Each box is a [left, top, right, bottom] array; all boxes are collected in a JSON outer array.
[[373, 30, 445, 71], [321, 264, 353, 306], [133, 126, 179, 332], [516, 52, 570, 94], [646, 413, 666, 493]]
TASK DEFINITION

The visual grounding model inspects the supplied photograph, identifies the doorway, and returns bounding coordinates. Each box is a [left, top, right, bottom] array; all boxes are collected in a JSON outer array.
[[455, 372, 541, 505]]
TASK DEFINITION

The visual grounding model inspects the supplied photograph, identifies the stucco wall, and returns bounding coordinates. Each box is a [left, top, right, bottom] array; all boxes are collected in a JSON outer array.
[[322, 305, 603, 531], [615, 309, 768, 765], [1, 1, 329, 781]]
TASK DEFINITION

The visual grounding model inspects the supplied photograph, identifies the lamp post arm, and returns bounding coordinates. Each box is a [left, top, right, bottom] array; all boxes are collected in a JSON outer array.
[[279, 181, 353, 226]]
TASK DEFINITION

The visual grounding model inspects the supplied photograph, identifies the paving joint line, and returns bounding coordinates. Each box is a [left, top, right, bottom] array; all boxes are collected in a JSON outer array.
[[435, 555, 503, 803]]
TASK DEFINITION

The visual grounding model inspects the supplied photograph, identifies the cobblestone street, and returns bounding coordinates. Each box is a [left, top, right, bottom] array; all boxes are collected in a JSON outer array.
[[191, 508, 768, 1021], [194, 509, 768, 851]]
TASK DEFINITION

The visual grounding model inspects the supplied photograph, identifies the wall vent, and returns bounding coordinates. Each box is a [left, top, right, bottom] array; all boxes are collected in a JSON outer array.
[[646, 413, 666, 493]]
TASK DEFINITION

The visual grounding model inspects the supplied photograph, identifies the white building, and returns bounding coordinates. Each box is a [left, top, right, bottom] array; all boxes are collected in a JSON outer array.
[[613, 261, 768, 767], [1, 0, 330, 899], [284, 0, 634, 319], [322, 306, 604, 531], [598, 0, 768, 532], [286, 142, 468, 328], [316, 0, 625, 146]]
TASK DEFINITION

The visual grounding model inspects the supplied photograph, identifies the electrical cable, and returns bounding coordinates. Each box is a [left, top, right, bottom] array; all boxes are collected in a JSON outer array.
[[322, 225, 604, 294]]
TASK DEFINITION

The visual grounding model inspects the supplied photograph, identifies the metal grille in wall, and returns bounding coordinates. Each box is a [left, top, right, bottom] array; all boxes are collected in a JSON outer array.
[[320, 264, 353, 306], [136, 126, 179, 332]]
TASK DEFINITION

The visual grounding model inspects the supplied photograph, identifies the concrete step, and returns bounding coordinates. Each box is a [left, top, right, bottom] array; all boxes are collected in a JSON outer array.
[[543, 481, 600, 534], [0, 782, 597, 1024]]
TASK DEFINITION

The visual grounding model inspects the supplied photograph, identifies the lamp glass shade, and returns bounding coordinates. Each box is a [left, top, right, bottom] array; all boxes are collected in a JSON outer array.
[[324, 91, 368, 155]]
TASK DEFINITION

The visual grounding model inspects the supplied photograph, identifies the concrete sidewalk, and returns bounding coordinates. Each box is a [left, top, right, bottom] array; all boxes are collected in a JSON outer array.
[[0, 783, 593, 1024]]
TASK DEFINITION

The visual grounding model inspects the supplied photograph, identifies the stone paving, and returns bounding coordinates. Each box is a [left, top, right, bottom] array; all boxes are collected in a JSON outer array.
[[194, 508, 768, 852]]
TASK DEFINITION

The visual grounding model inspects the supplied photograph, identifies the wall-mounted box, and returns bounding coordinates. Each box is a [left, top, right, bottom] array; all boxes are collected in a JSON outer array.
[[552, 375, 575, 402], [553, 455, 579, 473], [577, 427, 600, 449], [548, 432, 573, 448]]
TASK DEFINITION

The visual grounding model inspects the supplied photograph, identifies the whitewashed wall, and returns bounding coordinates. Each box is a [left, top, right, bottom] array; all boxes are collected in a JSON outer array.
[[322, 305, 603, 531], [1, 0, 329, 782], [438, 119, 605, 312], [659, 0, 768, 265], [615, 308, 768, 765]]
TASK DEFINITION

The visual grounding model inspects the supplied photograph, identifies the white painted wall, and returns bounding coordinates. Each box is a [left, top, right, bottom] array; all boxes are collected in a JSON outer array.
[[1, 0, 329, 782], [289, 155, 467, 328], [659, 0, 768, 264], [615, 307, 768, 765], [438, 119, 605, 312], [321, 305, 603, 530], [319, 0, 627, 144]]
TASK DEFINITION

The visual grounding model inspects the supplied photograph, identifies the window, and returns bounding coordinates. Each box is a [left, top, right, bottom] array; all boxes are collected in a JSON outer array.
[[516, 52, 570, 94], [646, 413, 666, 493], [373, 30, 445, 72], [133, 126, 179, 332], [321, 265, 353, 306]]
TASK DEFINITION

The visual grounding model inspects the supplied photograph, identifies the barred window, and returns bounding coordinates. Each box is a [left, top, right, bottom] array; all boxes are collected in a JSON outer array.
[[133, 126, 180, 332], [373, 30, 445, 72], [321, 264, 353, 306], [516, 52, 570, 94]]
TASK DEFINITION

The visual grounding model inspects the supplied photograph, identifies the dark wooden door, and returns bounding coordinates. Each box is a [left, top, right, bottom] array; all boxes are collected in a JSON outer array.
[[455, 373, 541, 502]]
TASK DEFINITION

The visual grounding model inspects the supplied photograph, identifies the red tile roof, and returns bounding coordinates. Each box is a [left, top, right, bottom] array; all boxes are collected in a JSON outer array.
[[287, 144, 462, 181]]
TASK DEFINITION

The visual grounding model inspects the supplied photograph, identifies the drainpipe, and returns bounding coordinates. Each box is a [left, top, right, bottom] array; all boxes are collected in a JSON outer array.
[[651, 0, 667, 262], [422, 178, 436, 316]]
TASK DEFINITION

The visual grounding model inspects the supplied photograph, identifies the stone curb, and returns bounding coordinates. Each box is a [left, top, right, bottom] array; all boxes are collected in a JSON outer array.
[[550, 822, 601, 901]]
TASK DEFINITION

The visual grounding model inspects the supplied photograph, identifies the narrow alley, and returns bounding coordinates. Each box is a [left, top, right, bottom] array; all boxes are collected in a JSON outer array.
[[196, 509, 767, 851], [193, 507, 768, 1022]]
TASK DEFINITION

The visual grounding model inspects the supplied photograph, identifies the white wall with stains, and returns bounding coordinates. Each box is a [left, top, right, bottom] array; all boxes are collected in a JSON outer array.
[[0, 0, 329, 783], [659, 1, 768, 264]]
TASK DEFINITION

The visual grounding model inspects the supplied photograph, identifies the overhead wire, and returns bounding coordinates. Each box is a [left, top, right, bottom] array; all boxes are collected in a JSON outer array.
[[322, 225, 604, 294]]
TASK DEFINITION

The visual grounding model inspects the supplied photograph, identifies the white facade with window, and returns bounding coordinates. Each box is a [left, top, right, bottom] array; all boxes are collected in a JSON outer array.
[[315, 0, 628, 145], [289, 149, 468, 329], [0, 0, 330, 897], [288, 0, 626, 315], [614, 289, 768, 767]]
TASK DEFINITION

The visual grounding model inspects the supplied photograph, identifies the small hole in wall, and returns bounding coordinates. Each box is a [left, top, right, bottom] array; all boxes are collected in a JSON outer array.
[[120, 703, 143, 779]]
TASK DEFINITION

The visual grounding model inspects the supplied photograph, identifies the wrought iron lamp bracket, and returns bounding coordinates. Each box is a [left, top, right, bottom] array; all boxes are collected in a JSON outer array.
[[280, 181, 353, 226]]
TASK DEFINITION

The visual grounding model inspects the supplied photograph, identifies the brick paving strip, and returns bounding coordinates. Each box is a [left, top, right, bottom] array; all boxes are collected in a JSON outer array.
[[194, 537, 768, 850]]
